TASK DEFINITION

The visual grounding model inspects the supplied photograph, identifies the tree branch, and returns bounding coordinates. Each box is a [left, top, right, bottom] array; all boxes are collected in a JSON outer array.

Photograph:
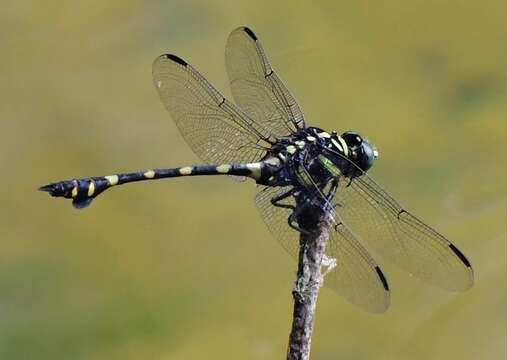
[[286, 212, 333, 360]]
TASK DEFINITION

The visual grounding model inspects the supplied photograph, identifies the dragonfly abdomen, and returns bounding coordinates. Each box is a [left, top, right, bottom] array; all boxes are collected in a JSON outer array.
[[40, 163, 264, 209]]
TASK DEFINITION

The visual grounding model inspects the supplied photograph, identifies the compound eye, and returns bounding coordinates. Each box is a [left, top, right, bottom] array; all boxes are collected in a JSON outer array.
[[341, 131, 362, 147]]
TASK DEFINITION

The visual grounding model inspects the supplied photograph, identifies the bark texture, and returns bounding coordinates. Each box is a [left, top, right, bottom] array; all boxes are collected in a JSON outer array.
[[286, 213, 332, 360]]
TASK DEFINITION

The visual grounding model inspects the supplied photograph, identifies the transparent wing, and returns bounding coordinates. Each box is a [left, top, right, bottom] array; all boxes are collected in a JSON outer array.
[[327, 222, 390, 313], [225, 27, 306, 138], [326, 148, 474, 291], [152, 54, 275, 164], [255, 185, 300, 257], [255, 185, 390, 313]]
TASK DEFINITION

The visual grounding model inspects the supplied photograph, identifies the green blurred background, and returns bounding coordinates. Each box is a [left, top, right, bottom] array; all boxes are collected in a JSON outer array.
[[2, 1, 506, 359]]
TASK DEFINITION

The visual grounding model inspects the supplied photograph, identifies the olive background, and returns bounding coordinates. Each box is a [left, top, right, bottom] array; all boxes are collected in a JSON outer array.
[[2, 1, 506, 359]]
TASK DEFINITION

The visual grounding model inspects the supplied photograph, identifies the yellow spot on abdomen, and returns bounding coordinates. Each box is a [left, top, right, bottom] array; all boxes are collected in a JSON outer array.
[[216, 164, 231, 173], [71, 186, 78, 198], [179, 167, 193, 175], [105, 175, 119, 186], [286, 145, 297, 154], [246, 162, 262, 180], [87, 181, 95, 196], [264, 157, 281, 166], [144, 170, 155, 178]]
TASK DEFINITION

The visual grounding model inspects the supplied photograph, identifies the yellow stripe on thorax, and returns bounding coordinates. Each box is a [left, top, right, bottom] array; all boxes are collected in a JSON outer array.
[[318, 155, 341, 177], [336, 136, 349, 156], [296, 166, 312, 186]]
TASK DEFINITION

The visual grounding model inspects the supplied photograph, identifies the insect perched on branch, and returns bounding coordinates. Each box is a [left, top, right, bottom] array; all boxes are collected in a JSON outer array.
[[40, 26, 474, 312]]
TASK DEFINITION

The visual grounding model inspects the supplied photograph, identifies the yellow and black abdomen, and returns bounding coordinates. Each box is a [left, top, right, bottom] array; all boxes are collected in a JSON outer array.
[[40, 175, 120, 208], [40, 163, 263, 209]]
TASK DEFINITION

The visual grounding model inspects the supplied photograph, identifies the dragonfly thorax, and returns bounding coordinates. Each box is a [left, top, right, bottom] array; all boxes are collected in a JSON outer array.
[[258, 127, 380, 188], [301, 127, 379, 177]]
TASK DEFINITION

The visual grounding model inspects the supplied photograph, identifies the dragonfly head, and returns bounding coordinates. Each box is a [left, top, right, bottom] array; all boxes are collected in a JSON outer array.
[[341, 131, 379, 172]]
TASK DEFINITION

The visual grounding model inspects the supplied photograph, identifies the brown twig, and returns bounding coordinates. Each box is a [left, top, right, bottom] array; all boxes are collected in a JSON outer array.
[[286, 211, 333, 360]]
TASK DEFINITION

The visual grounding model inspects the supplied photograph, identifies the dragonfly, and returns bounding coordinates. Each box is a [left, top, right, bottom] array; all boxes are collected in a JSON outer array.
[[40, 26, 474, 313]]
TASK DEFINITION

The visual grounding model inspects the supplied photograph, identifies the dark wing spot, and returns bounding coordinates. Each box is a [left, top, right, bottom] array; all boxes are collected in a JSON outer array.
[[375, 266, 390, 291], [165, 54, 187, 67], [448, 244, 472, 267], [243, 27, 258, 41]]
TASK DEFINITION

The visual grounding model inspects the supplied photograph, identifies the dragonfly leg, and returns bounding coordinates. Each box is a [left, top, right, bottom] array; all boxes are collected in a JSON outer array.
[[326, 178, 339, 200], [287, 197, 317, 235], [288, 212, 311, 234], [269, 187, 311, 234], [325, 178, 344, 211], [271, 187, 297, 210]]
